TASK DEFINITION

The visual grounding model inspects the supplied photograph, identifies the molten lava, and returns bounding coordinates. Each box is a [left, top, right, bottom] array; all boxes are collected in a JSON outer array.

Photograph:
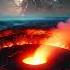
[[0, 29, 52, 49], [23, 19, 70, 65], [23, 31, 66, 65], [0, 19, 70, 65], [23, 45, 54, 65], [23, 29, 68, 65]]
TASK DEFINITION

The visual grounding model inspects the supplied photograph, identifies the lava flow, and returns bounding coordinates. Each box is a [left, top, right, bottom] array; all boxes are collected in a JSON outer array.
[[23, 19, 70, 65], [0, 28, 52, 49], [23, 45, 55, 65], [0, 19, 70, 66]]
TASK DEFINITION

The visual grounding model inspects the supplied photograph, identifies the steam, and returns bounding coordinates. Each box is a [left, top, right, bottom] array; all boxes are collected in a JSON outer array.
[[57, 18, 70, 49], [41, 18, 70, 50]]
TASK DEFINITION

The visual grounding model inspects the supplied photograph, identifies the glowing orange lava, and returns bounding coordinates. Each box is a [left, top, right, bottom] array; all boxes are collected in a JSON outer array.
[[23, 45, 54, 65], [0, 21, 70, 65], [23, 24, 70, 65]]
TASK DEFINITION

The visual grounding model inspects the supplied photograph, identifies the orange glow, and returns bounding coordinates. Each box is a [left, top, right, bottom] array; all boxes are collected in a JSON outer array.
[[0, 19, 70, 65], [0, 21, 70, 65], [0, 28, 54, 49], [23, 27, 70, 65], [40, 28, 70, 50], [26, 29, 47, 35], [41, 30, 66, 49], [23, 45, 54, 65]]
